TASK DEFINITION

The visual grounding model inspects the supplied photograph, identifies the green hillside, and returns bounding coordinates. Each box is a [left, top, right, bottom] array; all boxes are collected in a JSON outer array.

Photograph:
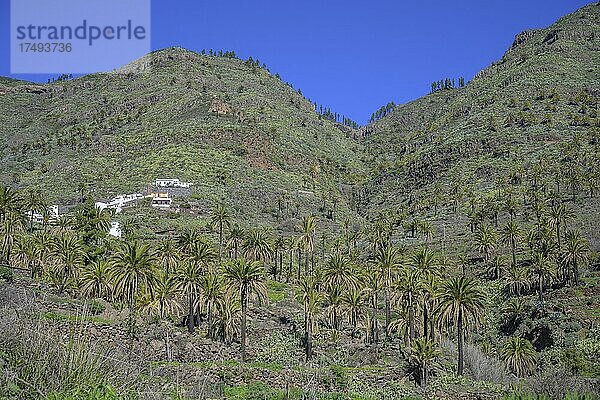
[[0, 3, 599, 400], [0, 48, 364, 230], [360, 2, 599, 252]]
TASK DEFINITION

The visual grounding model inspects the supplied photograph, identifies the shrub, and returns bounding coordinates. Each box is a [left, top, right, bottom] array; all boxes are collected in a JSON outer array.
[[86, 299, 106, 316], [0, 266, 13, 282]]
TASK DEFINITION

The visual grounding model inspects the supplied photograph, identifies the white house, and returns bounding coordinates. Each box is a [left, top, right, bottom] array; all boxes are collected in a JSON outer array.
[[109, 221, 122, 238], [151, 193, 173, 208], [155, 178, 192, 188], [29, 205, 60, 224], [96, 193, 144, 214]]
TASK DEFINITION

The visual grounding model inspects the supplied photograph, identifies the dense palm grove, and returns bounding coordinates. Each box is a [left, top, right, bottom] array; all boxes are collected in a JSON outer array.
[[0, 146, 596, 396]]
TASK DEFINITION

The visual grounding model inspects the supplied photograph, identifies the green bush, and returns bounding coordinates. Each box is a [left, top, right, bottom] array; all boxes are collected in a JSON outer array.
[[86, 299, 106, 316], [0, 266, 13, 282]]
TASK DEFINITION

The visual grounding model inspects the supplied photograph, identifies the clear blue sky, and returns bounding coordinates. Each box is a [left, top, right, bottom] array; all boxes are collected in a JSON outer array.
[[0, 0, 594, 124]]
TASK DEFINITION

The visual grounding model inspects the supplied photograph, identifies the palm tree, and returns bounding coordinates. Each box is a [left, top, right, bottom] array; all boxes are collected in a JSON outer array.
[[410, 338, 440, 386], [223, 258, 267, 362], [187, 240, 217, 272], [375, 246, 401, 334], [296, 275, 321, 360], [322, 254, 357, 289], [177, 257, 204, 333], [109, 240, 157, 310], [547, 203, 573, 248], [393, 268, 421, 347], [501, 220, 521, 267], [199, 272, 223, 338], [1, 207, 26, 268], [242, 229, 273, 264], [210, 204, 231, 259], [501, 337, 537, 377], [79, 259, 112, 299], [363, 266, 382, 343], [52, 234, 85, 293], [177, 228, 202, 255], [473, 224, 497, 263], [213, 292, 241, 344], [324, 284, 343, 330], [23, 189, 45, 233], [506, 265, 529, 296], [226, 224, 244, 259], [152, 271, 182, 319], [561, 230, 588, 286], [299, 216, 316, 274], [11, 234, 41, 278], [419, 273, 440, 341], [488, 255, 506, 280], [528, 252, 555, 304], [156, 238, 179, 276], [436, 276, 486, 375], [342, 287, 366, 333], [0, 185, 21, 225], [272, 235, 286, 280]]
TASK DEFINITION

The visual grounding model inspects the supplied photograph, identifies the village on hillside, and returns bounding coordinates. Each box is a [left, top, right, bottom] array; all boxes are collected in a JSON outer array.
[[30, 178, 194, 238]]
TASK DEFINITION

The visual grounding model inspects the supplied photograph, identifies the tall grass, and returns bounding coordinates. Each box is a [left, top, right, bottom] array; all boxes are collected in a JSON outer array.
[[0, 291, 138, 399]]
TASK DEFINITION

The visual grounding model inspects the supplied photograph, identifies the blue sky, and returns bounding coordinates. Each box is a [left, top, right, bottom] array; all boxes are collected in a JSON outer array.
[[0, 0, 594, 124]]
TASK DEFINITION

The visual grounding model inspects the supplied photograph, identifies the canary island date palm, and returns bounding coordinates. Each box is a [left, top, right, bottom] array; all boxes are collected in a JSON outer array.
[[213, 292, 241, 345], [177, 259, 204, 333], [506, 265, 529, 296], [109, 240, 157, 311], [299, 216, 317, 274], [342, 287, 367, 334], [156, 238, 180, 277], [501, 220, 521, 268], [210, 204, 231, 260], [296, 275, 322, 360], [200, 272, 224, 339], [324, 284, 343, 330], [473, 224, 497, 264], [242, 229, 273, 264], [410, 337, 440, 386], [52, 234, 85, 293], [436, 276, 486, 375], [375, 245, 401, 334], [393, 268, 421, 347], [501, 337, 537, 377], [79, 258, 112, 300], [223, 258, 267, 362], [226, 224, 244, 259], [561, 230, 588, 286], [323, 253, 358, 290], [547, 203, 573, 248], [528, 252, 556, 304]]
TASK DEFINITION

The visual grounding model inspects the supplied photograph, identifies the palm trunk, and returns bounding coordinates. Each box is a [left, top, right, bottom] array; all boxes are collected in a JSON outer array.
[[457, 309, 464, 375], [187, 295, 195, 333], [573, 259, 579, 286], [241, 288, 248, 362], [511, 240, 516, 267], [408, 301, 415, 348], [385, 290, 391, 338], [423, 303, 428, 340]]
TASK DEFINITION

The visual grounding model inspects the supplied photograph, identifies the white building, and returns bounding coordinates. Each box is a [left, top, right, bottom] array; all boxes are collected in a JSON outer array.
[[30, 205, 60, 224], [96, 193, 144, 214], [155, 178, 192, 188], [151, 193, 173, 208], [109, 221, 122, 238]]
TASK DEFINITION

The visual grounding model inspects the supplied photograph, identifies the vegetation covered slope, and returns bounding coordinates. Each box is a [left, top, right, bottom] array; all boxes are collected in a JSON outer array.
[[0, 4, 600, 400], [0, 48, 364, 228], [360, 2, 599, 251]]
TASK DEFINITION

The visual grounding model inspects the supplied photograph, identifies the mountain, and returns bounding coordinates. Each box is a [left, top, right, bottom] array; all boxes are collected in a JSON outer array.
[[0, 48, 364, 231], [360, 2, 600, 251]]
